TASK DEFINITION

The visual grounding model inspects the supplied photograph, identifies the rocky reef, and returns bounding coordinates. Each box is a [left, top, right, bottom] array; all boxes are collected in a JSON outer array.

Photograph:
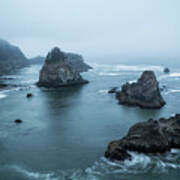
[[105, 114, 180, 161], [37, 47, 90, 87], [164, 67, 170, 73], [116, 71, 166, 109], [0, 39, 28, 75]]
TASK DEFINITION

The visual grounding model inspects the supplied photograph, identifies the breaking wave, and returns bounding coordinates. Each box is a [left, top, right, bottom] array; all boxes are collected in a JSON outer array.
[[0, 92, 7, 99], [6, 150, 180, 180]]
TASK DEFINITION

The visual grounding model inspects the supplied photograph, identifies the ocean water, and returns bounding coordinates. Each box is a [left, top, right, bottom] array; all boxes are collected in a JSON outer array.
[[0, 58, 180, 180]]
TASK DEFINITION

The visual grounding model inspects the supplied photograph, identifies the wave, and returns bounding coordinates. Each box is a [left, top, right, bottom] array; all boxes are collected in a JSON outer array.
[[0, 92, 7, 99], [98, 89, 109, 94], [99, 72, 122, 76], [4, 150, 180, 180], [165, 89, 180, 95], [9, 165, 98, 180], [159, 73, 180, 81], [92, 63, 163, 72]]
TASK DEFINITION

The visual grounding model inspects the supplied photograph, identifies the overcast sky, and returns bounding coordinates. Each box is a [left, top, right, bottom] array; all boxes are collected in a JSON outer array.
[[0, 0, 179, 58]]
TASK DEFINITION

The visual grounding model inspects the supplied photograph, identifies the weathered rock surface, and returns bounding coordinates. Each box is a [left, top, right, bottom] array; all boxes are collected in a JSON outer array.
[[116, 71, 166, 109], [0, 39, 28, 75], [37, 47, 89, 87], [105, 114, 180, 161]]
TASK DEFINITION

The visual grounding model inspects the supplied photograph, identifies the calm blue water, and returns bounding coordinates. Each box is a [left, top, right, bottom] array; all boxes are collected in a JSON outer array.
[[0, 58, 180, 180]]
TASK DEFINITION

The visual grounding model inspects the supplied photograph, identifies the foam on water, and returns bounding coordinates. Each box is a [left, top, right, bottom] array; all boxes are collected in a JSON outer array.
[[98, 89, 109, 94], [92, 63, 163, 72], [0, 92, 7, 99], [165, 89, 180, 95]]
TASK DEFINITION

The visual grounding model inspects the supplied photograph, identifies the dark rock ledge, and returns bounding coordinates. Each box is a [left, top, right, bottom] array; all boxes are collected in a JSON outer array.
[[116, 71, 166, 109], [105, 114, 180, 161]]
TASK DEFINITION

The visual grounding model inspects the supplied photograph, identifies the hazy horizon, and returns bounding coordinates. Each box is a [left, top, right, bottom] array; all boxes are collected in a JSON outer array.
[[0, 0, 179, 58]]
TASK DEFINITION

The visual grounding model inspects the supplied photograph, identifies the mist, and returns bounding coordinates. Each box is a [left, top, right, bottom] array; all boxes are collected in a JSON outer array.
[[0, 0, 179, 58]]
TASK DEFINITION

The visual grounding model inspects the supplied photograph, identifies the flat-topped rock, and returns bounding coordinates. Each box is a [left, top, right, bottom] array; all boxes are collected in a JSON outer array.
[[116, 71, 166, 109], [105, 114, 180, 161], [37, 47, 89, 88]]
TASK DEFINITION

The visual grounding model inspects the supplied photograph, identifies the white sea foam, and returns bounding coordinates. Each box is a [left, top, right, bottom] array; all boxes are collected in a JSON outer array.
[[165, 89, 180, 95], [92, 63, 163, 72], [11, 165, 58, 180], [99, 72, 121, 76], [0, 92, 7, 99], [159, 72, 180, 81], [98, 89, 109, 94]]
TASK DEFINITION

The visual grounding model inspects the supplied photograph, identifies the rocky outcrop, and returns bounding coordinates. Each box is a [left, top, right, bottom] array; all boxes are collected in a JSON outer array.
[[28, 56, 45, 65], [164, 67, 170, 73], [37, 47, 89, 88], [105, 114, 180, 161], [108, 87, 118, 94], [65, 53, 92, 72], [28, 53, 92, 73], [116, 71, 166, 109], [0, 39, 28, 75]]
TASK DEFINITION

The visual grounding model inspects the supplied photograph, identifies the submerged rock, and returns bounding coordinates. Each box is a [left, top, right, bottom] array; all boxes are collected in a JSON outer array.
[[108, 87, 118, 94], [37, 47, 89, 88], [105, 114, 180, 161], [14, 119, 23, 124], [116, 71, 166, 109], [26, 93, 33, 98], [164, 67, 170, 73]]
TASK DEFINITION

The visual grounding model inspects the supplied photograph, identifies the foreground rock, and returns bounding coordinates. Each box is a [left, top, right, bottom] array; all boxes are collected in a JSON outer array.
[[116, 71, 166, 109], [0, 39, 28, 75], [37, 47, 89, 88], [105, 114, 180, 161]]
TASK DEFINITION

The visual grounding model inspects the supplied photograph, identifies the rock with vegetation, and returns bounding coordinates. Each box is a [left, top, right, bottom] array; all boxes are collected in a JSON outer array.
[[37, 47, 89, 87], [116, 71, 166, 109], [0, 39, 28, 75], [105, 114, 180, 161]]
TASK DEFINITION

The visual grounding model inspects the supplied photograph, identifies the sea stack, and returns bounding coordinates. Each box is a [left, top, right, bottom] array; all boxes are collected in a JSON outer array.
[[37, 47, 89, 88], [116, 71, 166, 109], [105, 114, 180, 161]]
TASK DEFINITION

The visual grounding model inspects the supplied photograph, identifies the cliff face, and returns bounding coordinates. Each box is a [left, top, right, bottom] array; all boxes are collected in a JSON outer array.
[[37, 47, 89, 88], [0, 39, 28, 75]]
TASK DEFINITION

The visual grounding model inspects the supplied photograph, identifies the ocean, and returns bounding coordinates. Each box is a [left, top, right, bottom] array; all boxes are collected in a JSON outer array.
[[0, 57, 180, 180]]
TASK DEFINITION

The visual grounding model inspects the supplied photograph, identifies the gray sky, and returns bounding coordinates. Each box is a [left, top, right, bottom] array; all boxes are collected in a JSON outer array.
[[0, 0, 179, 58]]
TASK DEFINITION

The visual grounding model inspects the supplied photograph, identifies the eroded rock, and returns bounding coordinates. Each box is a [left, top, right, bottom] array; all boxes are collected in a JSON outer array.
[[116, 71, 166, 109], [37, 47, 89, 88], [105, 114, 180, 161]]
